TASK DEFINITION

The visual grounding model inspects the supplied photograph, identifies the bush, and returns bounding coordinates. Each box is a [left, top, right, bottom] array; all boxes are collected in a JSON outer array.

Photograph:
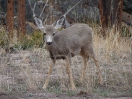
[[0, 29, 43, 50], [121, 26, 131, 37], [14, 31, 43, 50], [0, 28, 8, 48]]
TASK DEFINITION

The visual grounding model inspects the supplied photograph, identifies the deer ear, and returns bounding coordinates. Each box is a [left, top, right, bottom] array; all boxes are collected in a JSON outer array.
[[53, 17, 65, 30], [53, 16, 71, 30], [33, 16, 45, 31], [63, 17, 71, 28]]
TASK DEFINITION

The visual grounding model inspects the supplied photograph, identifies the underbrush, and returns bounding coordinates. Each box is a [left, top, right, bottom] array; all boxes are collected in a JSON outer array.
[[14, 31, 43, 50], [0, 29, 43, 50]]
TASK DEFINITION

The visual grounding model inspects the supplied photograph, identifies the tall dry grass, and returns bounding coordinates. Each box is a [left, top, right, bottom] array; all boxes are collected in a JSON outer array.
[[91, 24, 132, 96]]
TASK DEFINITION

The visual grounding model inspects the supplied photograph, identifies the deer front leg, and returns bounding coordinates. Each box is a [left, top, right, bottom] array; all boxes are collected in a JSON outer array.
[[65, 56, 76, 91], [43, 59, 56, 89]]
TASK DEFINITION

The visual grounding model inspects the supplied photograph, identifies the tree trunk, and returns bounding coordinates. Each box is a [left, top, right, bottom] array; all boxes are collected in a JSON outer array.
[[98, 0, 123, 36], [18, 0, 26, 37], [111, 0, 123, 29], [7, 0, 14, 41]]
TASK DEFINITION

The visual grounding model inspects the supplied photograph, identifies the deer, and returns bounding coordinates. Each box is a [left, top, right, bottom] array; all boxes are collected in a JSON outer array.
[[28, 0, 103, 91]]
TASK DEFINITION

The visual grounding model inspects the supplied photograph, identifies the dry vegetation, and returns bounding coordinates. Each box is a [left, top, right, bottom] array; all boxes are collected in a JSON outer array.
[[0, 24, 132, 99]]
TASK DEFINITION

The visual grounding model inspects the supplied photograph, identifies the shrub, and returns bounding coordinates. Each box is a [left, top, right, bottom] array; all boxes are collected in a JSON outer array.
[[14, 31, 43, 50]]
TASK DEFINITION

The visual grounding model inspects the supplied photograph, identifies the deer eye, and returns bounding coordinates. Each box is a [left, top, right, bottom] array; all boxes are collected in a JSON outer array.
[[44, 33, 46, 35], [53, 32, 55, 36]]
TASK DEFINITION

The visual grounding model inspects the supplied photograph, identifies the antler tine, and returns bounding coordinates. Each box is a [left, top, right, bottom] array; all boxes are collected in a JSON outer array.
[[53, 0, 82, 30], [63, 0, 82, 17], [33, 2, 36, 17], [28, 0, 45, 30], [43, 14, 49, 25], [28, 0, 36, 17], [39, 0, 49, 19], [28, 0, 32, 11]]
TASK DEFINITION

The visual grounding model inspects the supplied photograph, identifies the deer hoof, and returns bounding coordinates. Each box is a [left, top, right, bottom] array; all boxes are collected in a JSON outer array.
[[99, 77, 103, 85], [80, 77, 84, 83], [43, 85, 47, 90], [71, 85, 77, 91]]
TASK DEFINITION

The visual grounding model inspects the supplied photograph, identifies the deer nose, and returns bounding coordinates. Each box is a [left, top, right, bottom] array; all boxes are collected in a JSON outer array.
[[47, 42, 52, 45]]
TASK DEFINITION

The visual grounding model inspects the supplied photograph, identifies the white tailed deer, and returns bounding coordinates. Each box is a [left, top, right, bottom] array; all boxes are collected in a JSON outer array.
[[28, 0, 103, 91]]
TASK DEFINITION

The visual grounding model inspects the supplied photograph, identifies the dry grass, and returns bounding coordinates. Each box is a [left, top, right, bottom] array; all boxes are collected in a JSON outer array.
[[92, 25, 132, 97], [0, 25, 132, 98]]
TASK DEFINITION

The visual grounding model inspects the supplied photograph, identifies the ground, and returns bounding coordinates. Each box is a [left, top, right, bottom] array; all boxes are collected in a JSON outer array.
[[0, 35, 132, 99]]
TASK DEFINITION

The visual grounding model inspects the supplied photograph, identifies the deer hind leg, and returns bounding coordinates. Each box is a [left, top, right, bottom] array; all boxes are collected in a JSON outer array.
[[80, 53, 89, 83], [65, 56, 76, 91], [86, 46, 103, 85], [43, 59, 56, 89], [91, 55, 103, 85]]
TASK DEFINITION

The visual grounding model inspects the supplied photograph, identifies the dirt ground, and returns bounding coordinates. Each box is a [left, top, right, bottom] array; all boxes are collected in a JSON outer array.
[[0, 46, 132, 99], [0, 91, 132, 99]]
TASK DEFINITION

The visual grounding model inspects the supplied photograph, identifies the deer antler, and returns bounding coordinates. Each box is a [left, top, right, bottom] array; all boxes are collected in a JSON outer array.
[[63, 0, 82, 17], [54, 0, 82, 30], [28, 0, 36, 17], [39, 0, 49, 18], [28, 0, 49, 30], [28, 0, 82, 30]]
